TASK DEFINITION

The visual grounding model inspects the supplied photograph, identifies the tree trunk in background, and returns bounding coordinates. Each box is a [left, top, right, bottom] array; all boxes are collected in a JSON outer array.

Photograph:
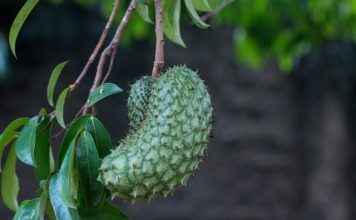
[[305, 94, 352, 220], [295, 43, 356, 220]]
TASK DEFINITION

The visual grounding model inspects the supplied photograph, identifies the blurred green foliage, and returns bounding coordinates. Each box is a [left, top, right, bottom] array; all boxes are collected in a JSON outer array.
[[216, 0, 356, 71]]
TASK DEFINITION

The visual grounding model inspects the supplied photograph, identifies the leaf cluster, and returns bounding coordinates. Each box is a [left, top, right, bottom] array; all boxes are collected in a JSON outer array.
[[0, 55, 125, 220], [208, 0, 356, 71], [3, 3, 125, 217]]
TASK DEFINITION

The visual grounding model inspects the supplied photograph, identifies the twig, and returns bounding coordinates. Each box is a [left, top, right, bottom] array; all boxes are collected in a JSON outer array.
[[151, 0, 164, 79], [201, 0, 233, 22], [83, 0, 137, 114], [70, 0, 120, 91], [51, 105, 85, 139], [49, 0, 127, 139], [52, 124, 69, 139], [102, 46, 118, 83]]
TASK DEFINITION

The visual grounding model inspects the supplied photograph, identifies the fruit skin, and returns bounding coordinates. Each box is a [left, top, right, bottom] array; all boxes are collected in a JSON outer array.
[[98, 66, 212, 202], [127, 76, 152, 128]]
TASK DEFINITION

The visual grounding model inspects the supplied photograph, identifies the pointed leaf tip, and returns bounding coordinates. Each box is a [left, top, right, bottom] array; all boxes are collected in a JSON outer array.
[[0, 117, 29, 171], [184, 0, 209, 29], [9, 0, 39, 58], [163, 0, 187, 47], [137, 3, 153, 24], [47, 61, 69, 107], [55, 87, 70, 128], [1, 144, 19, 211]]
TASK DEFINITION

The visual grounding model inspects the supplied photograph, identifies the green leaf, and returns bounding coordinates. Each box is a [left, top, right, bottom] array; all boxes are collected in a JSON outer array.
[[184, 0, 209, 28], [38, 108, 47, 117], [81, 202, 129, 220], [47, 61, 69, 107], [137, 4, 153, 23], [49, 174, 80, 220], [55, 87, 70, 128], [34, 116, 53, 180], [9, 0, 39, 58], [78, 190, 106, 216], [163, 0, 186, 47], [278, 53, 294, 72], [85, 116, 112, 158], [57, 140, 78, 208], [76, 131, 104, 208], [137, 0, 150, 4], [192, 0, 213, 12], [13, 199, 40, 220], [15, 116, 38, 167], [87, 83, 123, 107], [0, 117, 29, 171], [206, 0, 225, 9], [39, 178, 50, 220], [45, 201, 56, 220], [58, 115, 91, 168], [1, 143, 19, 212], [49, 147, 55, 173]]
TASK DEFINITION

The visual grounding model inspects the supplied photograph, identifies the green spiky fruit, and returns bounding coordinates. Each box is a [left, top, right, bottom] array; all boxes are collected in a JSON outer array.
[[98, 66, 212, 202], [127, 76, 152, 128]]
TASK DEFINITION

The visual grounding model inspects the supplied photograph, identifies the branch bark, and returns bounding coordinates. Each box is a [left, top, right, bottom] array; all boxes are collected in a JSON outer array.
[[83, 0, 137, 114], [71, 0, 120, 91], [151, 0, 165, 79]]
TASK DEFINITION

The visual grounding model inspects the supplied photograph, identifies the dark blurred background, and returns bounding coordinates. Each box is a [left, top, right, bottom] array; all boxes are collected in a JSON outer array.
[[1, 0, 356, 219]]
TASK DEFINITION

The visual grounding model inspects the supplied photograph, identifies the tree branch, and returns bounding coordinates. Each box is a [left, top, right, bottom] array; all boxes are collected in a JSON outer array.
[[70, 0, 120, 91], [151, 0, 164, 79], [102, 44, 118, 84], [83, 0, 137, 114]]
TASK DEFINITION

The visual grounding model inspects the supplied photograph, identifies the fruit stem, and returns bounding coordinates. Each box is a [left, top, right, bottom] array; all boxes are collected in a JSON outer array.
[[151, 0, 165, 79]]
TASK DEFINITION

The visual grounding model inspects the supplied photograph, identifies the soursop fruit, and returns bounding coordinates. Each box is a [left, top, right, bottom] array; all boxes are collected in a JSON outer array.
[[98, 66, 213, 202], [127, 76, 152, 128]]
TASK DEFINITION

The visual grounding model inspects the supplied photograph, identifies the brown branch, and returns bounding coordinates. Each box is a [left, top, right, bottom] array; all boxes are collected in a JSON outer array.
[[201, 0, 233, 22], [70, 0, 121, 92], [50, 2, 120, 138], [102, 45, 118, 84], [151, 0, 165, 79], [83, 0, 137, 114]]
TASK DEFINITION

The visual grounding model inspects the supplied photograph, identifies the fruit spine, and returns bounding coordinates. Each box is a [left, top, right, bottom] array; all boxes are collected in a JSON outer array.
[[98, 66, 212, 202]]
